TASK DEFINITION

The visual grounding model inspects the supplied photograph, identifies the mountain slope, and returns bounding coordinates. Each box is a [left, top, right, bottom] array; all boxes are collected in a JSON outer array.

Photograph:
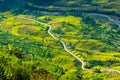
[[0, 0, 120, 16]]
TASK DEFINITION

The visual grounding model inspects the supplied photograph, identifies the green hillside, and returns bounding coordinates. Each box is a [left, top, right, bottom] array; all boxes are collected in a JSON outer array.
[[0, 0, 120, 80], [0, 0, 120, 16], [0, 11, 120, 79]]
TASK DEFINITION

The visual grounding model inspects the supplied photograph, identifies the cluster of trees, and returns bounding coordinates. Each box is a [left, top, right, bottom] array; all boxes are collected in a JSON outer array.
[[0, 47, 59, 80]]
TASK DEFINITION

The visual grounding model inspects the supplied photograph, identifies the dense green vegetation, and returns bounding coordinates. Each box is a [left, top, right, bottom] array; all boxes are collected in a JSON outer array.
[[0, 0, 120, 80], [0, 11, 119, 80], [0, 13, 78, 80], [38, 15, 120, 69]]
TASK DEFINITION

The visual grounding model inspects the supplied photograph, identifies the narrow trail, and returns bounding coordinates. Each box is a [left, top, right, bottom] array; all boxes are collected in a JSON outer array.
[[23, 17, 89, 70], [60, 40, 88, 70], [23, 17, 120, 73], [48, 25, 89, 70], [88, 13, 120, 28], [102, 69, 120, 73]]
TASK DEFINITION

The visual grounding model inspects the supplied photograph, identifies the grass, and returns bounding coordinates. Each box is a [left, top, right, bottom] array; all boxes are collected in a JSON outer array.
[[0, 12, 119, 79], [36, 15, 120, 79], [0, 13, 83, 79]]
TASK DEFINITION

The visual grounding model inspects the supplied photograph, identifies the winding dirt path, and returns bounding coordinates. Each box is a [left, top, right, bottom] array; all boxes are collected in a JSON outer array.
[[60, 40, 88, 70], [88, 13, 120, 28], [22, 17, 120, 73], [23, 17, 89, 70]]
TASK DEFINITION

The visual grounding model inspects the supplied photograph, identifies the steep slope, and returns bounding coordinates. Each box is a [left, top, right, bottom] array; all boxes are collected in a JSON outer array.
[[0, 0, 120, 16], [0, 0, 120, 80]]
